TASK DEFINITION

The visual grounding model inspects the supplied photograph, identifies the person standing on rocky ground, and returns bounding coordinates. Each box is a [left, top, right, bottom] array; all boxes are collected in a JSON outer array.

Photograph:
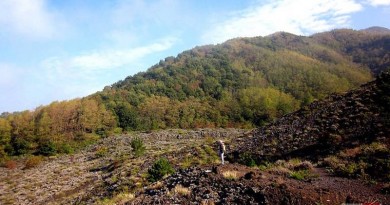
[[217, 140, 226, 165]]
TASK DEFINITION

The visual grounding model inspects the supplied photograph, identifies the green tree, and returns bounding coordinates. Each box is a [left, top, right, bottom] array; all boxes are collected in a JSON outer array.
[[147, 158, 174, 182], [36, 139, 57, 156], [115, 103, 139, 131], [131, 137, 145, 157], [0, 118, 11, 146]]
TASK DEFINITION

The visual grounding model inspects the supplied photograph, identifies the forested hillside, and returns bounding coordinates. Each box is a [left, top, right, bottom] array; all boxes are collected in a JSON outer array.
[[1, 28, 389, 159]]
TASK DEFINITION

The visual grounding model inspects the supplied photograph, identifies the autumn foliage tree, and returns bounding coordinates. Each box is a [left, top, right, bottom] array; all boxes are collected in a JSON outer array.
[[0, 98, 116, 158], [1, 28, 388, 159]]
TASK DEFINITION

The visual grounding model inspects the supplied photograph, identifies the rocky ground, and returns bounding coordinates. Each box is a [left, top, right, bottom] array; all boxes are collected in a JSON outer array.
[[0, 127, 388, 204], [133, 163, 389, 205], [1, 73, 389, 205], [0, 129, 245, 205]]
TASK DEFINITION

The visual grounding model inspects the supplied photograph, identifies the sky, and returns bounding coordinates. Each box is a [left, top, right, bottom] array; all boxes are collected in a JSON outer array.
[[0, 0, 390, 113]]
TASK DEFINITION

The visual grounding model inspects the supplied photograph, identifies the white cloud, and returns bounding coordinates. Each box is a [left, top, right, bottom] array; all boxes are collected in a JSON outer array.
[[202, 0, 363, 43], [62, 37, 176, 71], [40, 37, 177, 98], [366, 0, 390, 6], [0, 0, 63, 39]]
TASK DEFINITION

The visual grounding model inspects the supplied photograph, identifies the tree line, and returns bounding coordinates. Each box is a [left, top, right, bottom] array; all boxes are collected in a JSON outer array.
[[2, 28, 386, 160]]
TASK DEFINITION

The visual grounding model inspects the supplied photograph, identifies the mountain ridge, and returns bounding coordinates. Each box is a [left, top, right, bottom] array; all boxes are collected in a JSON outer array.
[[0, 27, 389, 160], [1, 27, 390, 205]]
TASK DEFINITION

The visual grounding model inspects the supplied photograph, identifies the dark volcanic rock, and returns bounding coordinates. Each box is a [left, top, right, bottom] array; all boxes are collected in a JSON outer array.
[[132, 167, 268, 205], [131, 163, 390, 205], [231, 72, 390, 162]]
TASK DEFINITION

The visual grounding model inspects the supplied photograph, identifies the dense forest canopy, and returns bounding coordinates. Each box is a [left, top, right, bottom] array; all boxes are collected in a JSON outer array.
[[1, 28, 389, 158]]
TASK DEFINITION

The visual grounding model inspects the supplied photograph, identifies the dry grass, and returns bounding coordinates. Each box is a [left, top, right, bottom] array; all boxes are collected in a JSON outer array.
[[201, 200, 216, 205], [150, 181, 163, 189], [339, 147, 361, 158], [268, 166, 291, 176], [174, 184, 191, 196], [180, 154, 195, 168], [222, 170, 238, 180], [99, 192, 135, 205], [24, 156, 43, 169], [274, 159, 314, 171], [4, 160, 17, 169], [113, 192, 135, 204], [289, 160, 314, 171], [323, 156, 343, 168], [204, 136, 215, 145]]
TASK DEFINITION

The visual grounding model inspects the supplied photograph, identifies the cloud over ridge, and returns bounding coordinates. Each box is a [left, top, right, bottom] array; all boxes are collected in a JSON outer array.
[[203, 0, 363, 43]]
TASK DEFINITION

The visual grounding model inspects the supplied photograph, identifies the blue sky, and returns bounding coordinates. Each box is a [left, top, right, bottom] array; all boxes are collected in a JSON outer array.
[[0, 0, 389, 113]]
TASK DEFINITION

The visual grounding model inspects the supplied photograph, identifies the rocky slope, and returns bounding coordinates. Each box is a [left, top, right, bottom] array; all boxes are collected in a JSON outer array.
[[2, 73, 389, 204], [133, 164, 388, 205], [231, 72, 390, 162], [131, 73, 390, 205]]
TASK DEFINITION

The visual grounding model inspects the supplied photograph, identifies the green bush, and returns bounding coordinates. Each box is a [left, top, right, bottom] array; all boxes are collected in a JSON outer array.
[[239, 152, 257, 167], [147, 158, 174, 182], [290, 170, 318, 181], [95, 128, 108, 138], [131, 137, 145, 157], [95, 146, 108, 158], [0, 145, 7, 159], [37, 140, 57, 156], [11, 138, 30, 155], [56, 143, 74, 154], [258, 161, 274, 171], [113, 127, 123, 135]]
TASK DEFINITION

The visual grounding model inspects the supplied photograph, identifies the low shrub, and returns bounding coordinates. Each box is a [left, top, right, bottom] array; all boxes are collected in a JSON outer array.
[[289, 170, 307, 180], [204, 136, 214, 145], [289, 170, 319, 181], [287, 160, 314, 171], [131, 137, 145, 157], [95, 146, 108, 158], [4, 160, 17, 169], [324, 142, 390, 181], [203, 145, 219, 163], [268, 166, 291, 176], [113, 127, 123, 135], [95, 128, 108, 138], [323, 156, 341, 169], [258, 161, 274, 171], [181, 155, 195, 168], [37, 140, 57, 156], [99, 192, 135, 205], [147, 158, 174, 182], [56, 143, 74, 154], [238, 152, 257, 167], [24, 156, 43, 169]]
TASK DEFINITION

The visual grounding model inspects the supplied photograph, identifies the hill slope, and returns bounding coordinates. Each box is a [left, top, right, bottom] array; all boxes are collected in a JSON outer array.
[[128, 73, 390, 205], [96, 28, 390, 130], [1, 27, 389, 160], [127, 73, 390, 205], [312, 27, 390, 74], [231, 72, 390, 180]]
